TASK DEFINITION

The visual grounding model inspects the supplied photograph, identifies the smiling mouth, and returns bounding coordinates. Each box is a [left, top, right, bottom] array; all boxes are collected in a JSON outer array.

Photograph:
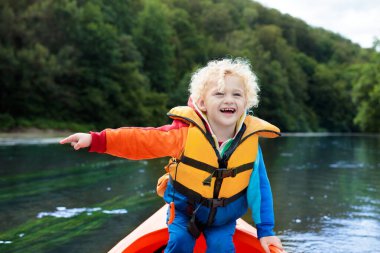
[[220, 108, 236, 114]]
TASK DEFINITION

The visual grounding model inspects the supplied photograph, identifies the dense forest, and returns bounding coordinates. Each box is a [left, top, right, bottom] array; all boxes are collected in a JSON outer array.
[[0, 0, 379, 132]]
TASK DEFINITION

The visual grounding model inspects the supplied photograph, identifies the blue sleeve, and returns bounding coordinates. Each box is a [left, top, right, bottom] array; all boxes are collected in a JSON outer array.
[[247, 145, 275, 238]]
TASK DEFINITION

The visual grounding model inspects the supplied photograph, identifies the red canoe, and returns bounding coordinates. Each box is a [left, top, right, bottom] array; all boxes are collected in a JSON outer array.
[[109, 205, 285, 253]]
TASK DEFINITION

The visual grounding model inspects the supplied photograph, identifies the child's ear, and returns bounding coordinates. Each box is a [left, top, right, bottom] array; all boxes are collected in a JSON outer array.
[[198, 98, 207, 112]]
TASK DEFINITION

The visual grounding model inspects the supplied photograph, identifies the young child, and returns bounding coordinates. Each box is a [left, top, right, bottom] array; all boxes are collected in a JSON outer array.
[[60, 58, 284, 253]]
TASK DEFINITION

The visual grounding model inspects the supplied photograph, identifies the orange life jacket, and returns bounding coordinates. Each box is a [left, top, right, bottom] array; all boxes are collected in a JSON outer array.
[[157, 106, 280, 207]]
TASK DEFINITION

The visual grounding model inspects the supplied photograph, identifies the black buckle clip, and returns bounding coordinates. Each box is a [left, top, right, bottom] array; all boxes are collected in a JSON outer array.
[[210, 198, 225, 208], [202, 169, 237, 186], [214, 168, 225, 178], [214, 168, 237, 178]]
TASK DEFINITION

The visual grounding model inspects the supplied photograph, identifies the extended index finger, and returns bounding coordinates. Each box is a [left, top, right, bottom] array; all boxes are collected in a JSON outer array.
[[59, 134, 78, 144]]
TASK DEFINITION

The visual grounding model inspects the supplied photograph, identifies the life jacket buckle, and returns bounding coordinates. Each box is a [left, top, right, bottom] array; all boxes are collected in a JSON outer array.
[[202, 168, 238, 186], [214, 168, 237, 178], [214, 169, 225, 178], [210, 198, 225, 208]]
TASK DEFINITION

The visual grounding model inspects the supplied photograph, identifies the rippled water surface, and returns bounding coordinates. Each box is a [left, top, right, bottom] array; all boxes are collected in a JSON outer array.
[[0, 135, 379, 253]]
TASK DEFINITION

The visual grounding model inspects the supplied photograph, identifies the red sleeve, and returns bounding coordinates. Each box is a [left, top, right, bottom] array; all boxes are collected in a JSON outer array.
[[89, 131, 106, 153]]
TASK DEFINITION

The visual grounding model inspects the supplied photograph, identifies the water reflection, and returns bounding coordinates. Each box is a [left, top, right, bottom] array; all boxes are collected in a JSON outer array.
[[284, 215, 380, 253], [261, 136, 380, 252]]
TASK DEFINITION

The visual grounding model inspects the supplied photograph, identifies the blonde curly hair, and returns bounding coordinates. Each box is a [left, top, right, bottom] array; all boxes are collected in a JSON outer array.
[[189, 58, 260, 109]]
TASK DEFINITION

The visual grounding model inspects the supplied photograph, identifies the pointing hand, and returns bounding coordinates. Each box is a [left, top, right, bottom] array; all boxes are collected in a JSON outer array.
[[59, 133, 92, 150]]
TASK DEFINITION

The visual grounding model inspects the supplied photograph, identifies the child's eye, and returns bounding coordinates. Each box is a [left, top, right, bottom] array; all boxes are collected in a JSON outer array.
[[233, 93, 242, 97], [215, 92, 224, 96]]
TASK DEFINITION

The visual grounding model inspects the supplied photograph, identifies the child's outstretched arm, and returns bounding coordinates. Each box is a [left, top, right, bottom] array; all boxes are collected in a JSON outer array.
[[60, 133, 92, 150], [59, 120, 188, 160]]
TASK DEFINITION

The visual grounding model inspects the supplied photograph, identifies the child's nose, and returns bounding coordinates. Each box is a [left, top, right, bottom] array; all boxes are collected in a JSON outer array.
[[223, 94, 234, 103]]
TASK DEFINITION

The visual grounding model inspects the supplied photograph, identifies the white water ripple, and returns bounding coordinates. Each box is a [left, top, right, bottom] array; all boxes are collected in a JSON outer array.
[[0, 137, 63, 146], [37, 206, 128, 218]]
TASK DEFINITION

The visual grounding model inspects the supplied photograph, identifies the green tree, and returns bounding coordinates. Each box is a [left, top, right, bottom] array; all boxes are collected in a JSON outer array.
[[133, 0, 174, 93], [309, 64, 356, 131], [352, 51, 380, 132], [253, 25, 313, 131], [1, 0, 379, 132], [201, 3, 234, 40], [167, 8, 206, 84]]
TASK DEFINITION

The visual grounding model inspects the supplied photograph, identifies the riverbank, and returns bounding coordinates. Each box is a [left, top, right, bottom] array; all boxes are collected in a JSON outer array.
[[0, 128, 73, 146], [0, 128, 72, 139]]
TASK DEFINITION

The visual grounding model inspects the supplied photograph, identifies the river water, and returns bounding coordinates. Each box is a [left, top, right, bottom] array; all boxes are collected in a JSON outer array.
[[0, 135, 379, 253]]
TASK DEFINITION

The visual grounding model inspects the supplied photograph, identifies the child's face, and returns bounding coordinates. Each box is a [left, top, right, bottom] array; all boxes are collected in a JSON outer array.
[[198, 74, 247, 131]]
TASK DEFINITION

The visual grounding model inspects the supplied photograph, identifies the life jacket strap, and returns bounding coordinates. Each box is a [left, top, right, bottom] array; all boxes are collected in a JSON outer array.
[[202, 163, 254, 186], [181, 156, 216, 173], [170, 176, 246, 208]]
